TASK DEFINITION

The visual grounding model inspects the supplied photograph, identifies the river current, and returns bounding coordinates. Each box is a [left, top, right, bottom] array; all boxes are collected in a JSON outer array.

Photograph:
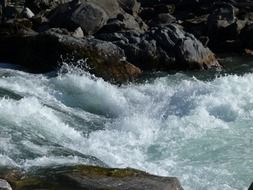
[[0, 62, 252, 190]]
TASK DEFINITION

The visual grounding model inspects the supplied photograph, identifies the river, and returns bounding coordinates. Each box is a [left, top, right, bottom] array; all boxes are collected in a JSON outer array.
[[0, 59, 252, 190]]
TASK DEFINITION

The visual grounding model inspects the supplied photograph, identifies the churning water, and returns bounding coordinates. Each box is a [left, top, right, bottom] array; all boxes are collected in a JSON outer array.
[[0, 63, 252, 190]]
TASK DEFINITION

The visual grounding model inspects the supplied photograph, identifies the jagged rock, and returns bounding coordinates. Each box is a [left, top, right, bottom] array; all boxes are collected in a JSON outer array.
[[150, 13, 177, 26], [0, 18, 35, 36], [0, 179, 12, 190], [152, 24, 220, 69], [49, 1, 109, 34], [25, 0, 72, 14], [85, 0, 121, 18], [97, 24, 220, 71], [249, 182, 253, 190], [207, 3, 238, 41], [2, 6, 20, 19], [21, 7, 35, 19], [240, 23, 253, 50], [117, 0, 140, 15], [99, 12, 147, 33], [0, 30, 141, 83], [1, 166, 184, 190], [72, 26, 84, 38]]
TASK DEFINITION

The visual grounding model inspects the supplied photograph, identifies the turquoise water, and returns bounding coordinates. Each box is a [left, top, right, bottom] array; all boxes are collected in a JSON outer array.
[[0, 63, 252, 190]]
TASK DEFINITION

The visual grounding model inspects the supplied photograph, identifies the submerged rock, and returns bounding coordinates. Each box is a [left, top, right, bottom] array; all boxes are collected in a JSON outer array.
[[1, 165, 184, 190]]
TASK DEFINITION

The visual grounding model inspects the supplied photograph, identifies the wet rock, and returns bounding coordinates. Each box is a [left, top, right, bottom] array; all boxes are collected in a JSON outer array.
[[99, 12, 147, 33], [86, 0, 121, 18], [21, 7, 34, 19], [0, 18, 34, 36], [1, 165, 184, 190], [72, 26, 84, 38], [0, 179, 12, 190], [240, 23, 253, 50], [0, 30, 141, 83], [25, 0, 72, 14], [117, 0, 140, 15], [152, 24, 220, 69], [3, 6, 20, 19], [49, 1, 109, 34], [207, 3, 238, 41], [150, 13, 177, 26], [97, 23, 220, 71], [249, 182, 253, 190]]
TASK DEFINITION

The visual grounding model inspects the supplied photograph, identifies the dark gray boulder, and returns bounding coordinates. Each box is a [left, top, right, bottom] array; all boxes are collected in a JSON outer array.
[[1, 166, 184, 190], [49, 1, 109, 34], [25, 0, 72, 14], [207, 3, 238, 41], [86, 0, 121, 18], [240, 23, 253, 50], [152, 24, 220, 69], [97, 24, 220, 71], [99, 12, 147, 33], [249, 182, 253, 190], [0, 30, 141, 83], [117, 0, 140, 15]]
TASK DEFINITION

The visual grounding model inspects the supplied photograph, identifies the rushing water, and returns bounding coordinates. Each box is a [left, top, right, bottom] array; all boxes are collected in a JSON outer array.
[[0, 62, 252, 190]]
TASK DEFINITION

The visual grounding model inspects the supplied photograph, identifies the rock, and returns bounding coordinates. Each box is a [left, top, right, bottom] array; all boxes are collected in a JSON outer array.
[[0, 18, 34, 36], [2, 6, 20, 19], [175, 34, 219, 69], [150, 13, 177, 26], [0, 179, 12, 190], [97, 24, 220, 71], [1, 165, 184, 190], [249, 182, 253, 190], [86, 0, 121, 18], [240, 23, 253, 50], [117, 0, 140, 15], [99, 12, 146, 33], [49, 1, 109, 34], [21, 7, 35, 19], [72, 26, 84, 38], [25, 0, 72, 14], [152, 24, 220, 69], [207, 3, 238, 41], [0, 30, 141, 83]]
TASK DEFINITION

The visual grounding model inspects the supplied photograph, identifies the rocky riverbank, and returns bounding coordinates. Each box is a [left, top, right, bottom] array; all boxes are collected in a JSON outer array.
[[2, 0, 253, 83], [1, 0, 243, 83], [0, 0, 253, 189]]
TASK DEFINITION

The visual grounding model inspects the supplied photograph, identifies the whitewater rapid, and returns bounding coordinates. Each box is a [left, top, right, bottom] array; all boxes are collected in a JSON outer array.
[[0, 65, 252, 190]]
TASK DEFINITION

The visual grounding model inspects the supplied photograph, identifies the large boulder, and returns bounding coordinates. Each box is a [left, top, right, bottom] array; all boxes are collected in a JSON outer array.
[[207, 3, 238, 41], [25, 0, 72, 14], [0, 30, 141, 83], [117, 0, 140, 15], [86, 0, 121, 18], [249, 182, 253, 190], [99, 12, 147, 33], [97, 24, 220, 71], [1, 165, 184, 190], [49, 1, 109, 34], [240, 23, 253, 50], [152, 24, 220, 69]]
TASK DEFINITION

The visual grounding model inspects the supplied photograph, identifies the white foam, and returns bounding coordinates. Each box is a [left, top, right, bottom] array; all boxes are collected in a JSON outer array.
[[0, 67, 252, 189]]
